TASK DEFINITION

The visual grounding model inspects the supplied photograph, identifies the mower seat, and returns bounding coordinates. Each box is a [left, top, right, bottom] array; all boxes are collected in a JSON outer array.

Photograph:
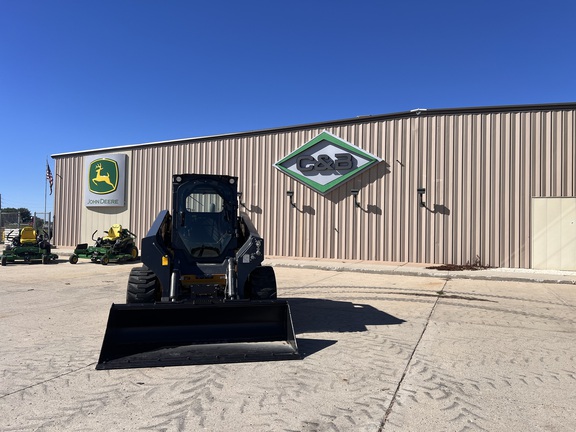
[[102, 224, 122, 242], [20, 227, 38, 245]]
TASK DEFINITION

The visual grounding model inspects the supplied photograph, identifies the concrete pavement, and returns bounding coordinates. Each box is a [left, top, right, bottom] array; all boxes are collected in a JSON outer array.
[[33, 244, 576, 284], [265, 256, 576, 285], [1, 255, 575, 431]]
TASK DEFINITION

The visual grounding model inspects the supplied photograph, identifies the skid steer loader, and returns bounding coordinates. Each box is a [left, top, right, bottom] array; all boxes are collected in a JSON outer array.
[[96, 174, 299, 369]]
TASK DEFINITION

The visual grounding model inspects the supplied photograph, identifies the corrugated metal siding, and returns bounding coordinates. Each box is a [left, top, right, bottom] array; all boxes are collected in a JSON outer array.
[[53, 107, 576, 268], [54, 157, 83, 247]]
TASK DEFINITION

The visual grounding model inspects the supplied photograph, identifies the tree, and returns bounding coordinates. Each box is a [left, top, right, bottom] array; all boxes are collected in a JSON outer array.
[[1, 207, 32, 226]]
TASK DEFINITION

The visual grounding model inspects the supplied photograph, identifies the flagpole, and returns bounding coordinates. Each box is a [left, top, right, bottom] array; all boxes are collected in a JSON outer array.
[[45, 159, 54, 235], [44, 160, 47, 230]]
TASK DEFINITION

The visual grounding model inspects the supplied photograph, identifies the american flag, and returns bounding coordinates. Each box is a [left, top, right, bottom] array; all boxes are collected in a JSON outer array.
[[46, 162, 54, 195]]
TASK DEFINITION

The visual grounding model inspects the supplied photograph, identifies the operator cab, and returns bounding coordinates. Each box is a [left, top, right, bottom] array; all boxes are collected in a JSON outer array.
[[172, 175, 239, 262]]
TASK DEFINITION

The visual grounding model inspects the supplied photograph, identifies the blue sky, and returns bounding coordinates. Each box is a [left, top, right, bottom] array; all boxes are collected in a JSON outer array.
[[1, 1, 575, 216]]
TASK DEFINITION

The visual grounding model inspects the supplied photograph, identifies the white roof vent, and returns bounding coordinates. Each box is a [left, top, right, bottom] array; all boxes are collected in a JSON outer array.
[[410, 108, 428, 115]]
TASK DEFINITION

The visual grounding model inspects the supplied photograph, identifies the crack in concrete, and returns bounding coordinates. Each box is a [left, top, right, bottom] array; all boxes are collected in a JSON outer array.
[[379, 279, 449, 431], [0, 363, 96, 399]]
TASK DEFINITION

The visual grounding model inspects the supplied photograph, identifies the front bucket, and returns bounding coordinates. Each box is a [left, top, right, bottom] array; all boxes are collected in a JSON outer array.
[[96, 300, 299, 370]]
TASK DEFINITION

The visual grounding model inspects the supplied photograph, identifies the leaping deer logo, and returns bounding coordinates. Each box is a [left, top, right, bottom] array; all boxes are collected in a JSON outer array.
[[92, 163, 115, 187]]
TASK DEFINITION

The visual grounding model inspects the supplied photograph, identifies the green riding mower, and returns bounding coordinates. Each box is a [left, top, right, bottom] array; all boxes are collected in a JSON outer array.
[[1, 227, 58, 266], [69, 224, 139, 265]]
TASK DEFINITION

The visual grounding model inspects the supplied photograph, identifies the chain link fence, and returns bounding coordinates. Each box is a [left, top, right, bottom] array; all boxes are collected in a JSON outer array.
[[1, 212, 53, 245]]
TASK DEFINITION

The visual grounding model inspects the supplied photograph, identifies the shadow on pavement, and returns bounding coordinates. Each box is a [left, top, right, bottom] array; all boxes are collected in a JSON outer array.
[[287, 297, 405, 334], [287, 298, 405, 358]]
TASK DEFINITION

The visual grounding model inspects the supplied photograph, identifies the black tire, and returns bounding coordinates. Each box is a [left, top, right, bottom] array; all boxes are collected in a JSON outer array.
[[69, 254, 79, 264], [245, 266, 277, 300], [1, 256, 6, 266], [126, 265, 160, 303], [101, 255, 110, 265], [42, 255, 49, 265]]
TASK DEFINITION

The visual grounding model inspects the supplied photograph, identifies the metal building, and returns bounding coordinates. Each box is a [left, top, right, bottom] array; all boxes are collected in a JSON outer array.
[[51, 102, 576, 270]]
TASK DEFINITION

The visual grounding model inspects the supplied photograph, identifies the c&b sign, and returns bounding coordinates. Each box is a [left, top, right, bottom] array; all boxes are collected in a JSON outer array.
[[274, 131, 381, 194]]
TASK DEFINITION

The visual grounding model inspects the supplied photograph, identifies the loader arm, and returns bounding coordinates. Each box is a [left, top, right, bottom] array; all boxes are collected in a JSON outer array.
[[140, 209, 173, 300]]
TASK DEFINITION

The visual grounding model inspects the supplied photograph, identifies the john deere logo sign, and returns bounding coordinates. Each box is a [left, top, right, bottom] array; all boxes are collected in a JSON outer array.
[[85, 154, 126, 207], [274, 131, 381, 194], [89, 158, 118, 194]]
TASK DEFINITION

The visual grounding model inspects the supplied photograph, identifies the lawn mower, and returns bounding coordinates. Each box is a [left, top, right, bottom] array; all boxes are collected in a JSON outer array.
[[69, 224, 138, 265], [1, 227, 58, 266]]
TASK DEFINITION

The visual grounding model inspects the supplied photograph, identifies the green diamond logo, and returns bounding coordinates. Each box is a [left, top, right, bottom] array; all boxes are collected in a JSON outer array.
[[88, 158, 119, 194], [274, 131, 382, 194]]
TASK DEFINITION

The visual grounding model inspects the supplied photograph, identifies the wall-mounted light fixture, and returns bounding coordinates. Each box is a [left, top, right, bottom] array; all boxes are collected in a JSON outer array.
[[286, 190, 296, 208], [237, 191, 247, 209], [351, 189, 361, 208], [417, 187, 426, 208]]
